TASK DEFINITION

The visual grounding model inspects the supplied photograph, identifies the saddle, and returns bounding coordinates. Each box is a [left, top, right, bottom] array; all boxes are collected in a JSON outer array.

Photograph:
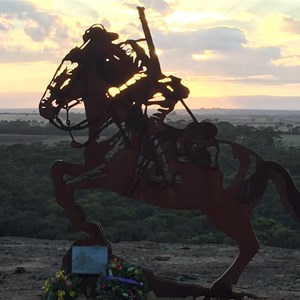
[[139, 121, 219, 171], [127, 121, 219, 193]]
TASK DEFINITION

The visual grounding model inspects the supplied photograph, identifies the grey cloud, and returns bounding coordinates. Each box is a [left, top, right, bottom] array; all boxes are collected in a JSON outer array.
[[0, 1, 73, 42], [53, 24, 71, 42], [24, 26, 46, 42], [0, 0, 63, 42], [152, 26, 300, 86], [21, 11, 59, 42], [190, 26, 247, 52], [140, 0, 170, 13], [0, 46, 61, 64], [154, 26, 247, 53], [24, 16, 56, 42], [283, 16, 300, 34], [24, 11, 57, 28], [160, 45, 282, 82], [152, 26, 247, 72], [121, 1, 139, 10], [0, 22, 10, 31], [0, 0, 34, 14], [214, 46, 281, 77]]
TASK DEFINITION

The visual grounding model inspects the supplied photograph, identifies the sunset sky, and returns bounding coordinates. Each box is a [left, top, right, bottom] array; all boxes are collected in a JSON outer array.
[[1, 0, 300, 110]]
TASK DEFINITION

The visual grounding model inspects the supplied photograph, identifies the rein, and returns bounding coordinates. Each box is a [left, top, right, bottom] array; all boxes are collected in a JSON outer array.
[[52, 100, 133, 149]]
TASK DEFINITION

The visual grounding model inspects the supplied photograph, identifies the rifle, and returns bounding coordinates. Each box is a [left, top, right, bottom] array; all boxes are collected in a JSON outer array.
[[137, 6, 162, 79], [137, 7, 198, 123]]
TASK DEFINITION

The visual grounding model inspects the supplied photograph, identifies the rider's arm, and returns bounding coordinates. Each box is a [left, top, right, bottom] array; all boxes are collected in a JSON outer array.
[[64, 47, 83, 63]]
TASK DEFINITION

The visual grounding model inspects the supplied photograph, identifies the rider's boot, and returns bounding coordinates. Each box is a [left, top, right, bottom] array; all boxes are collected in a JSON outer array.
[[149, 134, 182, 187]]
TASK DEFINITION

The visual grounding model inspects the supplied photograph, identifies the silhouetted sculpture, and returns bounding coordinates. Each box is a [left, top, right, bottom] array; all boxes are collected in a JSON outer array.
[[39, 7, 300, 299]]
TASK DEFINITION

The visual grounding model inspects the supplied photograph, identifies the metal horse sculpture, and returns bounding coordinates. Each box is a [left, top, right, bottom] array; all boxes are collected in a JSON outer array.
[[39, 7, 300, 298]]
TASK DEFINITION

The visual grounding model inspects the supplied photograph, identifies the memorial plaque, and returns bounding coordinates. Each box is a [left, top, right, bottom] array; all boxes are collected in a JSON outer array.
[[72, 246, 108, 274]]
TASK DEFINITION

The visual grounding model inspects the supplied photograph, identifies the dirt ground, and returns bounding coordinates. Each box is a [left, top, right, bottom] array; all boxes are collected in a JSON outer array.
[[0, 237, 300, 300]]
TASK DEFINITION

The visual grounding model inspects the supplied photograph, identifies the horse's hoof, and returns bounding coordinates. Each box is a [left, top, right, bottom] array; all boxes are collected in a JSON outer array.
[[209, 281, 233, 298]]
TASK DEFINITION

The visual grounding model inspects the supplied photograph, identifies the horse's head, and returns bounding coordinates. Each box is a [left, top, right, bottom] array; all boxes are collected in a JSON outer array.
[[39, 29, 150, 127], [39, 52, 88, 130]]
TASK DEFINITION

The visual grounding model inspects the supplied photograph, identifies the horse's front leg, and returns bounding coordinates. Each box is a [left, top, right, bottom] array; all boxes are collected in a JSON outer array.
[[51, 160, 109, 245], [51, 159, 85, 214]]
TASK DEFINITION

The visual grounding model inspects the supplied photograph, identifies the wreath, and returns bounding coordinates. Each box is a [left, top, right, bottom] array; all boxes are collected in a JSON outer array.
[[42, 269, 81, 300], [96, 256, 147, 299]]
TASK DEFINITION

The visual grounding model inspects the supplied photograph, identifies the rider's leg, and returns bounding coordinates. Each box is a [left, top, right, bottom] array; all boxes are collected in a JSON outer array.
[[149, 132, 182, 186], [145, 116, 181, 187]]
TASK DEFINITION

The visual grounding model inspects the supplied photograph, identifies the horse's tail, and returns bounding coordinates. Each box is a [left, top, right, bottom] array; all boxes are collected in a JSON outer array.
[[266, 161, 300, 222]]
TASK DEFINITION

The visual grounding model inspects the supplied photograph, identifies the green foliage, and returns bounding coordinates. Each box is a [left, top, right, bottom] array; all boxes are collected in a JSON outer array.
[[0, 141, 83, 239], [216, 121, 282, 154], [0, 120, 300, 249], [189, 233, 217, 244], [253, 217, 300, 248], [0, 120, 67, 135]]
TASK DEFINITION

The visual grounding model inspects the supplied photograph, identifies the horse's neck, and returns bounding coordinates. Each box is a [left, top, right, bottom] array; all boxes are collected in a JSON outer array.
[[83, 73, 112, 136]]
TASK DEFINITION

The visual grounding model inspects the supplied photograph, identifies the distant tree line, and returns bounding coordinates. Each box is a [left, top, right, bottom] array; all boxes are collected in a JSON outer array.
[[0, 120, 299, 249], [0, 120, 67, 135]]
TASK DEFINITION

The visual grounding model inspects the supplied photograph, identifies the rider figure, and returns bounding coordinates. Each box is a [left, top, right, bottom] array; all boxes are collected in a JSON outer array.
[[82, 25, 191, 187], [64, 24, 139, 86], [48, 24, 190, 187]]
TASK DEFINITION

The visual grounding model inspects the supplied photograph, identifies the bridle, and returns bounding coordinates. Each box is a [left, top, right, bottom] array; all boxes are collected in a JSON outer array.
[[51, 98, 134, 149], [49, 100, 89, 132]]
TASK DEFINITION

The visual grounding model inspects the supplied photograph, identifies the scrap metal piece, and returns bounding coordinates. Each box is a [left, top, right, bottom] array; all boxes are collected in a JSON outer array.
[[39, 7, 300, 299]]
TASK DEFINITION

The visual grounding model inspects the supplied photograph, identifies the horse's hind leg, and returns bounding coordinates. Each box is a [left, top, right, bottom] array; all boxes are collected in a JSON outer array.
[[210, 215, 260, 297]]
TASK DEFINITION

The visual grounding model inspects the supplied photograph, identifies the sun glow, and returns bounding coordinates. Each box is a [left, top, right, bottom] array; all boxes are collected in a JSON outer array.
[[0, 62, 57, 93], [192, 50, 217, 61], [166, 11, 224, 30]]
